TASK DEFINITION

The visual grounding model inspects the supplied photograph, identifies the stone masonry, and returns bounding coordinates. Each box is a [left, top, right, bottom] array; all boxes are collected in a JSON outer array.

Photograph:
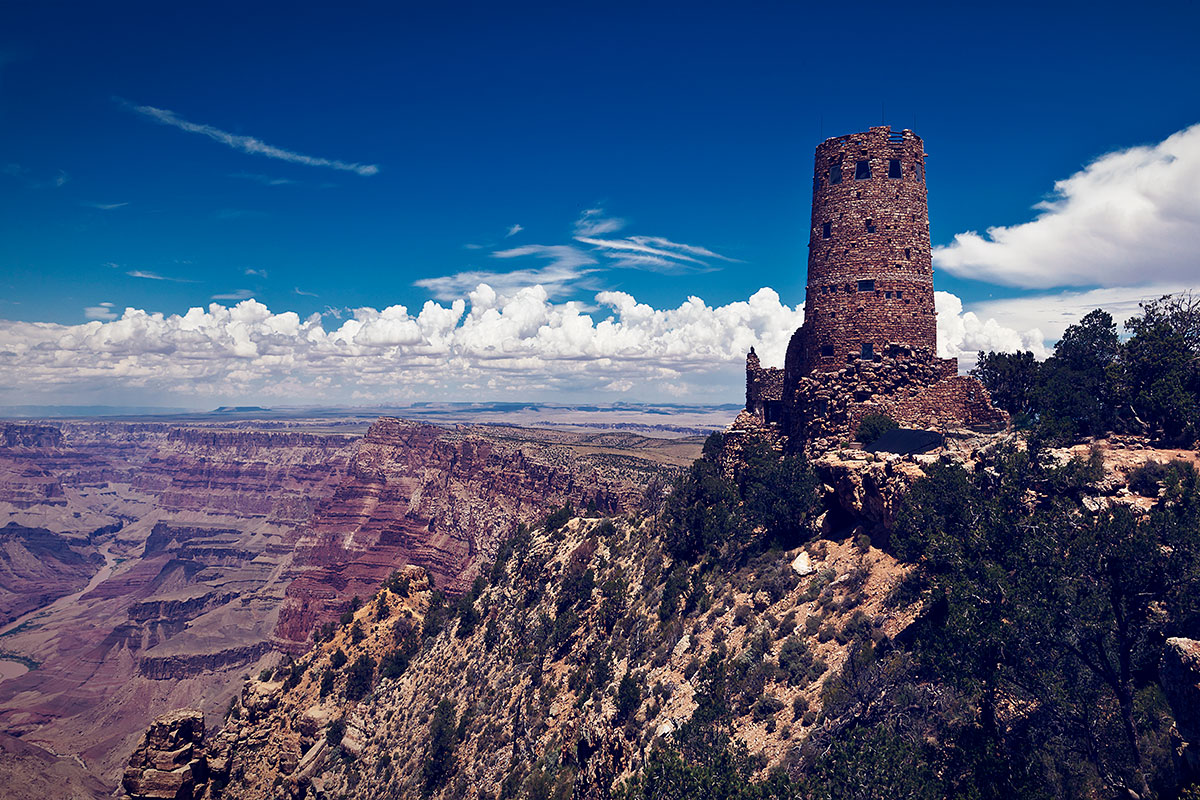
[[741, 127, 1007, 448]]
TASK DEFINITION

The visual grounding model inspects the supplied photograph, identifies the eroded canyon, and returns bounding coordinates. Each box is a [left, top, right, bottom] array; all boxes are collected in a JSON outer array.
[[0, 416, 701, 791]]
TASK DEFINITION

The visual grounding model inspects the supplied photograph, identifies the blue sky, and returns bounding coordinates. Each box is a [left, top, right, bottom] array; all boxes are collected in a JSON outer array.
[[2, 0, 1199, 407]]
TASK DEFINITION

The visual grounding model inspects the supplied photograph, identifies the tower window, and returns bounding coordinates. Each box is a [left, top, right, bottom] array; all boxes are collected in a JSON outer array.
[[888, 158, 902, 179], [865, 219, 876, 233], [857, 279, 874, 292], [829, 163, 842, 185], [885, 291, 893, 299], [822, 222, 831, 239], [861, 343, 874, 358], [904, 247, 911, 259], [896, 291, 903, 298], [916, 162, 924, 181], [854, 160, 871, 180], [820, 345, 834, 357]]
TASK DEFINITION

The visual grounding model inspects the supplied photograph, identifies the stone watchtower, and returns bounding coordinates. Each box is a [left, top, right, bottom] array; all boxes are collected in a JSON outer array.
[[735, 126, 1007, 450], [784, 126, 953, 381]]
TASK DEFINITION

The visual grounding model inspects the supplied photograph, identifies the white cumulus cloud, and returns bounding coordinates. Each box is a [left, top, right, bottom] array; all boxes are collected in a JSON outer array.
[[934, 122, 1200, 289], [0, 284, 1054, 407]]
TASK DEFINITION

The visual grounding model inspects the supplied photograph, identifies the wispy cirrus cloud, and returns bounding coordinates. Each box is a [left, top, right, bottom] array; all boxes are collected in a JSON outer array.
[[294, 287, 319, 297], [124, 101, 380, 177], [245, 268, 268, 278], [127, 269, 195, 283], [230, 172, 299, 186], [83, 201, 128, 210], [506, 223, 524, 237], [418, 210, 739, 300], [574, 208, 626, 237], [211, 289, 255, 301]]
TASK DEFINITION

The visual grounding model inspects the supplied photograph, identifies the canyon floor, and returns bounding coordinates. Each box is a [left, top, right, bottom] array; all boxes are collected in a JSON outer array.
[[0, 412, 708, 794]]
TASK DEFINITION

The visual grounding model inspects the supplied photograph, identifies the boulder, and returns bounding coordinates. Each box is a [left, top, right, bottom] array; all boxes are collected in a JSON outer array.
[[791, 551, 814, 576]]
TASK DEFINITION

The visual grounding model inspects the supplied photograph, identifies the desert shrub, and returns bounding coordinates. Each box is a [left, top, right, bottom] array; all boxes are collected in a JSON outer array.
[[329, 648, 347, 670], [777, 636, 818, 686], [349, 621, 365, 645], [343, 654, 375, 701], [422, 700, 458, 795], [543, 503, 573, 532], [616, 674, 642, 722], [319, 669, 334, 698], [856, 414, 899, 444], [732, 604, 753, 626], [326, 717, 346, 746], [1129, 460, 1170, 496], [753, 694, 785, 721]]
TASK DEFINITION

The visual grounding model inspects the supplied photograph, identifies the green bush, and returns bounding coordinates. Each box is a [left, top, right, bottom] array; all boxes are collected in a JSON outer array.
[[422, 700, 458, 795], [855, 413, 899, 444], [343, 654, 374, 701], [616, 674, 642, 723], [1129, 460, 1170, 496]]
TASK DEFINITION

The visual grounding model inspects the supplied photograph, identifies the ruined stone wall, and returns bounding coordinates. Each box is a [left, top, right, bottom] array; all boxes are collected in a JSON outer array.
[[785, 350, 1007, 453], [785, 126, 941, 380], [745, 348, 784, 422]]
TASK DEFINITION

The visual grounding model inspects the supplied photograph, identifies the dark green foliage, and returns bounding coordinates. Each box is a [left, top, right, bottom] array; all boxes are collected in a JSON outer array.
[[1129, 460, 1171, 496], [777, 636, 824, 687], [616, 674, 642, 723], [1118, 294, 1200, 444], [806, 723, 941, 800], [382, 570, 410, 597], [891, 446, 1200, 797], [971, 349, 1040, 417], [318, 668, 334, 698], [455, 591, 480, 639], [422, 699, 458, 795], [543, 503, 573, 533], [422, 590, 447, 642], [855, 413, 898, 444], [329, 648, 347, 670], [349, 621, 365, 645], [326, 718, 346, 747], [662, 454, 742, 562], [343, 654, 374, 701], [736, 438, 821, 550], [663, 434, 819, 564]]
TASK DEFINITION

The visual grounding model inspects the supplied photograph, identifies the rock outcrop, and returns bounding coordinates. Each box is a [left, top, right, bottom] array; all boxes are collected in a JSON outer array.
[[1161, 637, 1200, 779], [121, 709, 210, 800]]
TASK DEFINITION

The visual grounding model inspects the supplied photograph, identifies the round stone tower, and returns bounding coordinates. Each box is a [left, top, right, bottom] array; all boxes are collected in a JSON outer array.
[[784, 126, 940, 382]]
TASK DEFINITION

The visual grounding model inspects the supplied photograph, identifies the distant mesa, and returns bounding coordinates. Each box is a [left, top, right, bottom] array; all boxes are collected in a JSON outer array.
[[212, 406, 271, 414]]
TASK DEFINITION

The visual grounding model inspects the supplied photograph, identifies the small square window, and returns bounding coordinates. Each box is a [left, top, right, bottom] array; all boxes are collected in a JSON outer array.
[[854, 160, 871, 180], [829, 163, 842, 185], [865, 219, 876, 233], [885, 291, 893, 299], [820, 345, 834, 357], [861, 343, 874, 358], [888, 159, 902, 179], [857, 279, 874, 292], [822, 222, 832, 239], [904, 247, 911, 259], [896, 291, 903, 299]]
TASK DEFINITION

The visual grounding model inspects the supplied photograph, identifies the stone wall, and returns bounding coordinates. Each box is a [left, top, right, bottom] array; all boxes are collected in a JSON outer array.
[[785, 350, 1007, 453], [788, 126, 940, 378], [745, 348, 784, 423]]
